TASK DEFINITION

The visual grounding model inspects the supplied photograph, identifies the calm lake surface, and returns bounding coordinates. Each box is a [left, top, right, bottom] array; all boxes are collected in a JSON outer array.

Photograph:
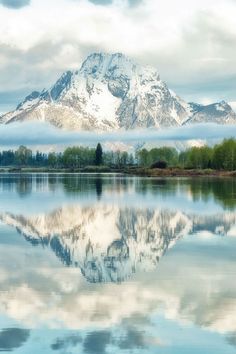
[[0, 173, 236, 353]]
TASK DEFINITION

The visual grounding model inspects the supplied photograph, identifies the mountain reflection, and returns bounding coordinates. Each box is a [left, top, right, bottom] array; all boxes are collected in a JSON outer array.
[[0, 174, 236, 353], [1, 204, 236, 283]]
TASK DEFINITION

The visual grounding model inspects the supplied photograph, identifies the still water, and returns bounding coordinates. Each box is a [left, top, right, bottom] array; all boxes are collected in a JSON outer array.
[[0, 174, 236, 353]]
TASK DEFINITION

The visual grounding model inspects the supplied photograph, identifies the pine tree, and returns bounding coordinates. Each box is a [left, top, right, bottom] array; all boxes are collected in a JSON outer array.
[[95, 143, 103, 166]]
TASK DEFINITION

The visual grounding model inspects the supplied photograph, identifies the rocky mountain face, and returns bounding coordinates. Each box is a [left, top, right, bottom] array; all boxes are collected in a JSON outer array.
[[1, 52, 235, 131], [1, 205, 235, 283], [186, 101, 236, 125]]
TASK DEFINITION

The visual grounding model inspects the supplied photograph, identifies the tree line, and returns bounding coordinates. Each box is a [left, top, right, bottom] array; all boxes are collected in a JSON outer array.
[[0, 143, 134, 169], [0, 139, 236, 171], [137, 138, 236, 171]]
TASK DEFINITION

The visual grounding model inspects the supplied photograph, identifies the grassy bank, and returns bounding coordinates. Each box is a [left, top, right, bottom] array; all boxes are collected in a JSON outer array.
[[124, 167, 236, 177], [0, 166, 236, 177]]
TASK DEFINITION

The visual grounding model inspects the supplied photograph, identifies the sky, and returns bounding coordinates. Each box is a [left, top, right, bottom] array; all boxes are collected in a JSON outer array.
[[0, 0, 236, 113]]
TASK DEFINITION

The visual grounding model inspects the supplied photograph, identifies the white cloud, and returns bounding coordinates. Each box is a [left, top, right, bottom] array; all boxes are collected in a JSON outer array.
[[0, 0, 236, 111], [0, 121, 235, 149]]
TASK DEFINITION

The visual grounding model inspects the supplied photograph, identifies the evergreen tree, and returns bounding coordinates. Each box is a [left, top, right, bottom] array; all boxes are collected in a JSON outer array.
[[95, 143, 103, 166]]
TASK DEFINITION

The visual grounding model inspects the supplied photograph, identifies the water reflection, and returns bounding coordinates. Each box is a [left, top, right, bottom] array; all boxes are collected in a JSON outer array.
[[0, 328, 30, 352], [0, 174, 235, 353], [0, 205, 236, 283], [95, 177, 103, 200], [0, 237, 236, 353], [0, 173, 236, 209]]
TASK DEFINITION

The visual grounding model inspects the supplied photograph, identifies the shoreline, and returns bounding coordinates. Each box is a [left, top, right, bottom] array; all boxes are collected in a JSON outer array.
[[0, 167, 235, 177], [124, 168, 236, 177]]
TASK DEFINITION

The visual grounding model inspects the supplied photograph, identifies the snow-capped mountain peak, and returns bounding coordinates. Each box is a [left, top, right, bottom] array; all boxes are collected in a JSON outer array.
[[1, 52, 236, 130]]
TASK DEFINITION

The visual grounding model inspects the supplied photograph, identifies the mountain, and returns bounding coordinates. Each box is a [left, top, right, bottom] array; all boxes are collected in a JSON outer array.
[[1, 52, 235, 131], [1, 205, 236, 283], [0, 206, 189, 282], [185, 101, 236, 125]]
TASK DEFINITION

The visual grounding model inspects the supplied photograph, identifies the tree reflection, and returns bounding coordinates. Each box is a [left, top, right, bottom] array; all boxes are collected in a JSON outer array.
[[0, 174, 236, 210], [95, 177, 103, 200]]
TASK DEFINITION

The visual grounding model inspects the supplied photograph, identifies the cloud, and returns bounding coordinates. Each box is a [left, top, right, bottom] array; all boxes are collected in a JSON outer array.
[[88, 0, 113, 5], [83, 331, 111, 354], [0, 121, 236, 149], [0, 328, 30, 351], [0, 0, 30, 8], [88, 0, 142, 6], [0, 0, 236, 113], [128, 0, 142, 6], [51, 334, 82, 351], [83, 327, 147, 354], [227, 333, 236, 348], [117, 328, 147, 349]]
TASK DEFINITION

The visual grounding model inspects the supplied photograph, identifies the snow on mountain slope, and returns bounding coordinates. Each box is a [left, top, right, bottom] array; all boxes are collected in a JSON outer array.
[[1, 205, 235, 283], [0, 53, 191, 131], [185, 101, 236, 125], [1, 52, 236, 131], [229, 101, 236, 112]]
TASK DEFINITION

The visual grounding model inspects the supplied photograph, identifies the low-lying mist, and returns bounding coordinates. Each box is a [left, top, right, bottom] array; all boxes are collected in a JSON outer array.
[[0, 121, 236, 150]]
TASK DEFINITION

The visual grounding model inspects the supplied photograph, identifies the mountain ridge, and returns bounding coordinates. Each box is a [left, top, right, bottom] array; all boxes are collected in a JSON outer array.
[[1, 52, 236, 131]]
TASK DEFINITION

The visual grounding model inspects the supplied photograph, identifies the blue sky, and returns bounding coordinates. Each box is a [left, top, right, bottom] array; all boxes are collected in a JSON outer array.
[[0, 0, 236, 113]]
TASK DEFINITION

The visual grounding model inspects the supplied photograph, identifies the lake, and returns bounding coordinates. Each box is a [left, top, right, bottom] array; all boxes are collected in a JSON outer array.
[[0, 174, 236, 353]]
